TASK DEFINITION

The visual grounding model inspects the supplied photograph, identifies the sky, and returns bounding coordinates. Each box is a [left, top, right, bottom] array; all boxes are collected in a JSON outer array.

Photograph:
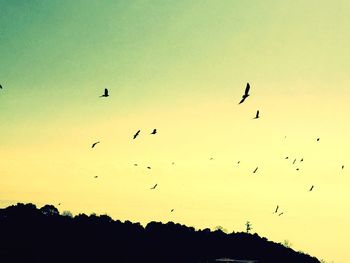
[[1, 1, 350, 262]]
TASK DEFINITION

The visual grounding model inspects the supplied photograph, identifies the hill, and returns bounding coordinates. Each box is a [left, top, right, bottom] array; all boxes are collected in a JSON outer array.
[[0, 203, 320, 263]]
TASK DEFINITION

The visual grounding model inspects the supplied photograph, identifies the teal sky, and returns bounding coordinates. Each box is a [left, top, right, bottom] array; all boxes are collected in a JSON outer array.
[[1, 1, 350, 262]]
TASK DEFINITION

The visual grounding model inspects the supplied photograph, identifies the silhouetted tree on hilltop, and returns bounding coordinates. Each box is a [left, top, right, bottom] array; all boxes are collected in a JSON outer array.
[[0, 203, 321, 263]]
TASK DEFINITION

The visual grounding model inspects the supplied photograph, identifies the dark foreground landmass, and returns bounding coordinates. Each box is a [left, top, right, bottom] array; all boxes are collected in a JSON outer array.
[[0, 203, 320, 263]]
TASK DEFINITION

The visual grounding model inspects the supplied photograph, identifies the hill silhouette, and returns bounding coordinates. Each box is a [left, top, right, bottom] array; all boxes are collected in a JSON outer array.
[[0, 203, 320, 263]]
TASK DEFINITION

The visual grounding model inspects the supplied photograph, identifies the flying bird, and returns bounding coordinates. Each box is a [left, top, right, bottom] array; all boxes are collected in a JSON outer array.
[[150, 184, 157, 190], [300, 158, 303, 162], [285, 156, 289, 159], [150, 129, 157, 135], [133, 130, 140, 139], [134, 163, 138, 166], [91, 141, 100, 148], [253, 167, 258, 173], [309, 185, 314, 192], [274, 205, 279, 213], [296, 168, 300, 171], [317, 138, 320, 141], [147, 166, 151, 169], [170, 209, 174, 212], [342, 165, 344, 169], [94, 176, 98, 179], [100, 88, 109, 97], [239, 83, 250, 104], [278, 212, 284, 216], [293, 158, 296, 164], [237, 161, 240, 164], [254, 110, 260, 119]]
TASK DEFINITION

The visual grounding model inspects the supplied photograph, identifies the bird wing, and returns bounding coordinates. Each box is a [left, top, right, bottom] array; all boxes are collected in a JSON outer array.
[[133, 130, 140, 139], [239, 97, 246, 104], [92, 141, 100, 148], [244, 83, 250, 95]]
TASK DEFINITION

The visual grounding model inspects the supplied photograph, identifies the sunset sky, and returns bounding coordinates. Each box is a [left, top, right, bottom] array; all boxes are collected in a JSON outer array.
[[1, 1, 350, 262]]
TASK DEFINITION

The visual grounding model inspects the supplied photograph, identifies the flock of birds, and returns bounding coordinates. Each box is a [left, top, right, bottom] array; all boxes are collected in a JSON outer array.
[[239, 83, 344, 216], [87, 83, 346, 217], [1, 83, 346, 216], [94, 89, 160, 189]]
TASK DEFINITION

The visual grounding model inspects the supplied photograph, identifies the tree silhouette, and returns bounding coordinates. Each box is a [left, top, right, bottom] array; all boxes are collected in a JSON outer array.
[[61, 210, 73, 218], [215, 225, 228, 233], [283, 239, 293, 248], [0, 203, 321, 263], [40, 205, 59, 216], [246, 221, 252, 233]]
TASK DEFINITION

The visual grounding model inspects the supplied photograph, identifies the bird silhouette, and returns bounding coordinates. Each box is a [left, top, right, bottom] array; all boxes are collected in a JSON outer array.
[[278, 212, 284, 216], [274, 205, 279, 213], [134, 163, 138, 166], [91, 141, 100, 148], [150, 184, 157, 190], [254, 110, 260, 119], [293, 158, 296, 164], [309, 185, 314, 191], [170, 209, 174, 212], [100, 88, 109, 97], [237, 161, 240, 164], [239, 83, 250, 104], [300, 158, 303, 162], [285, 156, 289, 159], [150, 129, 157, 135], [147, 166, 151, 169], [253, 167, 258, 173], [342, 165, 344, 169], [94, 176, 98, 179], [133, 130, 140, 139], [317, 138, 320, 141], [296, 168, 300, 171]]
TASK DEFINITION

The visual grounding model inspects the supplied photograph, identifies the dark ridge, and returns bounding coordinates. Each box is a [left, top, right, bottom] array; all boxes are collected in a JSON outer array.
[[0, 203, 320, 263]]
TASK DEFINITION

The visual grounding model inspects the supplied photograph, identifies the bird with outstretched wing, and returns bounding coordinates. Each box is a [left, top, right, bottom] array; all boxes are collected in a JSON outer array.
[[133, 130, 140, 139], [239, 83, 250, 104], [91, 141, 100, 148], [100, 88, 109, 97]]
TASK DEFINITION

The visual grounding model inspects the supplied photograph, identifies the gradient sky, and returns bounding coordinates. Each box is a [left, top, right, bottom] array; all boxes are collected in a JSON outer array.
[[1, 1, 350, 262]]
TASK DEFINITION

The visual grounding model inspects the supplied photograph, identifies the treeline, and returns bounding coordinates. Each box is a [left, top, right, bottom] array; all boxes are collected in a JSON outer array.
[[0, 203, 320, 263]]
